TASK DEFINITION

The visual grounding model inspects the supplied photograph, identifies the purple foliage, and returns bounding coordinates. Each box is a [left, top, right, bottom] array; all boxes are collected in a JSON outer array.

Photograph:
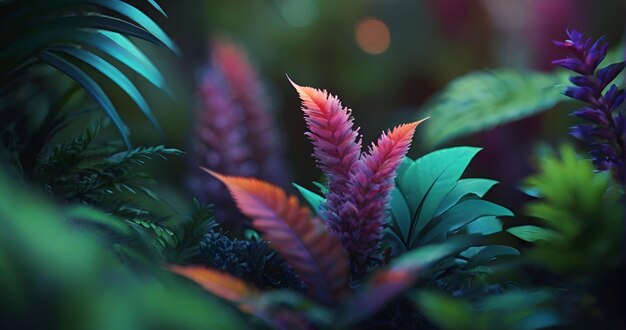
[[553, 29, 626, 183], [188, 40, 289, 231]]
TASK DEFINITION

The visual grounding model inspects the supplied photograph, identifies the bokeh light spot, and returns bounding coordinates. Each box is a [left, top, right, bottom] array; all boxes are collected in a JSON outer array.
[[355, 17, 390, 55]]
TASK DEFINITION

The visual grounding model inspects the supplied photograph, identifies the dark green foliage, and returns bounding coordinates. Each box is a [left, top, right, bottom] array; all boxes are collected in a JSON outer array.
[[0, 0, 178, 146], [509, 145, 624, 274], [199, 230, 306, 291], [413, 290, 560, 330], [34, 120, 182, 212], [0, 168, 247, 330]]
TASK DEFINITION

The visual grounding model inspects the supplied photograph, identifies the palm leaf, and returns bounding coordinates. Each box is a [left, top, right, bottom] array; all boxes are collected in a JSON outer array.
[[0, 0, 177, 146], [38, 51, 130, 147], [50, 45, 163, 137]]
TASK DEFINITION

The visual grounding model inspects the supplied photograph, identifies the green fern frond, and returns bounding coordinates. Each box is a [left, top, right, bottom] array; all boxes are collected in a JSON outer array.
[[508, 145, 624, 274]]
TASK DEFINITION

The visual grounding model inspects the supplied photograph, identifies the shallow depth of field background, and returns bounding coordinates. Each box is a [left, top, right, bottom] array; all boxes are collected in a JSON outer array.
[[104, 0, 624, 208]]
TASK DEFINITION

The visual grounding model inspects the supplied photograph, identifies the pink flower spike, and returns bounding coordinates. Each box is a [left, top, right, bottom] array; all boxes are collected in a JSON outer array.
[[289, 78, 362, 196], [333, 119, 426, 272]]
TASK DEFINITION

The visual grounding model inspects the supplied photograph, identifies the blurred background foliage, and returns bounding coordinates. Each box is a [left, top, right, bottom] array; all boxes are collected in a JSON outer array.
[[115, 0, 625, 207], [1, 0, 625, 329]]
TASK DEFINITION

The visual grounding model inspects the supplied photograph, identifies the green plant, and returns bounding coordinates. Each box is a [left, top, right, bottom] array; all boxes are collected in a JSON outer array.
[[508, 145, 624, 274], [419, 70, 567, 147], [0, 167, 246, 330], [0, 0, 178, 146]]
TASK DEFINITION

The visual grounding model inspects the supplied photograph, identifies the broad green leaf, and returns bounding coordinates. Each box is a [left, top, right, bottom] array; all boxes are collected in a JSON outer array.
[[419, 200, 513, 244], [413, 291, 475, 330], [435, 178, 498, 217], [395, 157, 413, 180], [52, 46, 163, 137], [389, 187, 411, 242], [420, 69, 568, 147], [465, 216, 502, 235], [400, 147, 481, 241], [293, 183, 325, 216], [507, 225, 562, 243], [38, 51, 130, 147], [466, 245, 519, 268]]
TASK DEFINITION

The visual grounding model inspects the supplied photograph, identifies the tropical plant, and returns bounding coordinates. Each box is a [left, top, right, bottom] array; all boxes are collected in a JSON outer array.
[[288, 79, 425, 274], [507, 145, 624, 274], [0, 0, 178, 147], [385, 147, 518, 293], [413, 289, 560, 330], [0, 167, 246, 330], [417, 42, 625, 149], [553, 29, 626, 183], [188, 39, 289, 233], [418, 69, 567, 147]]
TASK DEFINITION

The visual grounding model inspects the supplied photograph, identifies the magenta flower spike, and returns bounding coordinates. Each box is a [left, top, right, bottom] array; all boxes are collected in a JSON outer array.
[[189, 40, 288, 230], [291, 79, 425, 273]]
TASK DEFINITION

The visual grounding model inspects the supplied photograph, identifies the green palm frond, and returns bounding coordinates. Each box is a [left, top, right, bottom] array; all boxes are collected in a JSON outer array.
[[0, 0, 178, 147]]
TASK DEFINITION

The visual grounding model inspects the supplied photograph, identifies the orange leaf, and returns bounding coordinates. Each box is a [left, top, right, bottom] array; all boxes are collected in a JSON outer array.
[[204, 169, 350, 305], [169, 265, 256, 302]]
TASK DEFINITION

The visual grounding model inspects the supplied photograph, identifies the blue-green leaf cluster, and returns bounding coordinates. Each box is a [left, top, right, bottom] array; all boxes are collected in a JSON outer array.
[[386, 147, 518, 289]]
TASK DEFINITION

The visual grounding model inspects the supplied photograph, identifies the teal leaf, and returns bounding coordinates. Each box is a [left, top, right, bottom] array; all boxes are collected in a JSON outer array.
[[293, 183, 325, 216], [435, 178, 498, 217], [400, 147, 482, 241], [465, 216, 502, 235], [466, 245, 519, 268], [38, 51, 130, 147], [93, 0, 181, 54], [507, 225, 562, 243], [51, 46, 163, 138], [147, 0, 167, 17], [419, 200, 513, 244], [389, 187, 411, 243]]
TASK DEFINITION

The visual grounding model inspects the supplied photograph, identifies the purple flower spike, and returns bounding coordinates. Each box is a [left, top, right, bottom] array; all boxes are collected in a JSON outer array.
[[554, 29, 626, 183]]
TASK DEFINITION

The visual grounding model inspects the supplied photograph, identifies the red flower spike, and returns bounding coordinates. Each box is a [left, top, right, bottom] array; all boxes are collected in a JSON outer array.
[[204, 168, 350, 305]]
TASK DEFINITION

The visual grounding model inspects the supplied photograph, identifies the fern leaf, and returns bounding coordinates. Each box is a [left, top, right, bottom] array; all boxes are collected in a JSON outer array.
[[206, 169, 350, 305]]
